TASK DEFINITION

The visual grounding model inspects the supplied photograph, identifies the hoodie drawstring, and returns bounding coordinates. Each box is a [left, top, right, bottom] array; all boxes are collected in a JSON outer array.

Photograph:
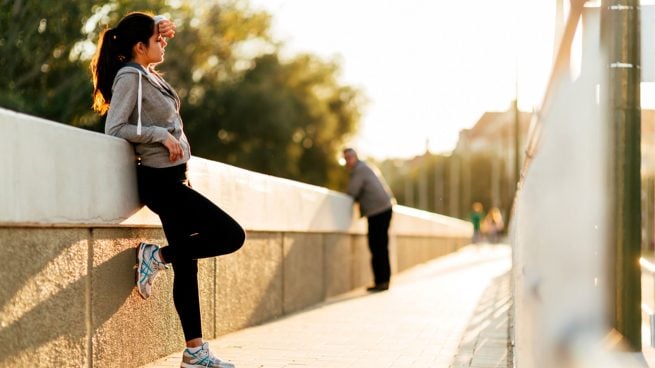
[[136, 70, 142, 136]]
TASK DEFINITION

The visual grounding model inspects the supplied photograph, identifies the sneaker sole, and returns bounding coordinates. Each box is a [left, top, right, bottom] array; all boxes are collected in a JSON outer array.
[[135, 242, 148, 299], [180, 362, 234, 368]]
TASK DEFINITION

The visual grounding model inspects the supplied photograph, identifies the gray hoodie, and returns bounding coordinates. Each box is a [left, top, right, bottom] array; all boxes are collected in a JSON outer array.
[[105, 63, 191, 168]]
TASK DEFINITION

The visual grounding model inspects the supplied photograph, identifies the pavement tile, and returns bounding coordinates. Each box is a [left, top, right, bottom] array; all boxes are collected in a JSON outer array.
[[141, 244, 512, 368]]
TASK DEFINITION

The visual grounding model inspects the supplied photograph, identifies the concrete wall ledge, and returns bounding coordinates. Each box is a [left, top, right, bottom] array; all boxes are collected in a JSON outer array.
[[0, 108, 472, 367]]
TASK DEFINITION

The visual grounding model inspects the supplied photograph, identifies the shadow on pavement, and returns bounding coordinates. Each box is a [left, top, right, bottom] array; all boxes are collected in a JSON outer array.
[[450, 270, 512, 368]]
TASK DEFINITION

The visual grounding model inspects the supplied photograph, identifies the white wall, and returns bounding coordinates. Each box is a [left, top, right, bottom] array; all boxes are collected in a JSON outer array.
[[511, 8, 621, 367], [1, 109, 140, 225], [0, 107, 471, 237]]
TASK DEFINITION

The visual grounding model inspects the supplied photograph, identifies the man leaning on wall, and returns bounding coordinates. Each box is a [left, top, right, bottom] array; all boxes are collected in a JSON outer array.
[[342, 148, 396, 292]]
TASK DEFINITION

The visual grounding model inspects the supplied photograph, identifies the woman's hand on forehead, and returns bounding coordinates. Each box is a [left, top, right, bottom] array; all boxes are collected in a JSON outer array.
[[158, 19, 176, 39]]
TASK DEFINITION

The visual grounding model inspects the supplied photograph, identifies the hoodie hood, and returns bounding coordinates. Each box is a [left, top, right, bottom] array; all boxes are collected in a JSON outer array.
[[116, 64, 146, 135]]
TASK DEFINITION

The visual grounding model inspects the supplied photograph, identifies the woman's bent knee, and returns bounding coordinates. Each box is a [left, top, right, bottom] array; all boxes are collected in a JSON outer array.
[[225, 225, 246, 254]]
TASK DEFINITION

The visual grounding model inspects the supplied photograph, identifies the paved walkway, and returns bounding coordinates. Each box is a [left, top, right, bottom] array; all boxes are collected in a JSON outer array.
[[141, 244, 512, 368]]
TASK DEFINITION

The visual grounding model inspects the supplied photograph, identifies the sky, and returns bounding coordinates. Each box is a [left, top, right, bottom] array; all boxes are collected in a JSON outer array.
[[248, 0, 557, 160]]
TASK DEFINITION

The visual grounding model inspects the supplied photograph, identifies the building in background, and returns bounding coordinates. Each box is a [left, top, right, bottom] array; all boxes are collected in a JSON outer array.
[[382, 105, 533, 227], [450, 106, 532, 221]]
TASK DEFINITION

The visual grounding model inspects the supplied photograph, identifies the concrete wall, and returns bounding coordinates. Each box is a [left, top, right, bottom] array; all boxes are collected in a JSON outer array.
[[0, 108, 472, 367]]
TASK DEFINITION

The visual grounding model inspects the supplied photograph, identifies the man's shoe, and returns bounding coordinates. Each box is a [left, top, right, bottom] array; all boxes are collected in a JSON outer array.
[[136, 242, 168, 299], [181, 342, 235, 368], [366, 282, 389, 292]]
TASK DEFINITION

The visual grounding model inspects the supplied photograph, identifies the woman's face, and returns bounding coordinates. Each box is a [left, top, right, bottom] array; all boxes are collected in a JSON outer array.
[[139, 28, 167, 65]]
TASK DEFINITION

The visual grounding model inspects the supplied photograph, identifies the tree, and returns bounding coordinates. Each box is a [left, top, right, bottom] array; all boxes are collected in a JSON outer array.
[[1, 0, 365, 189], [1, 0, 106, 127], [184, 53, 362, 189]]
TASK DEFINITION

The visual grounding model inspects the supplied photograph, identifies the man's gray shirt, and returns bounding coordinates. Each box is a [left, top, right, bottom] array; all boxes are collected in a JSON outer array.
[[347, 161, 394, 217]]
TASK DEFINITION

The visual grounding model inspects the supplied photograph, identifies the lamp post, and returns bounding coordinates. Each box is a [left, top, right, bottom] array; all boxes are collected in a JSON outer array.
[[602, 0, 642, 350]]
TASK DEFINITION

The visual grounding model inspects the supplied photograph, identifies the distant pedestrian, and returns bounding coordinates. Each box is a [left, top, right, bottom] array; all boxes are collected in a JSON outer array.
[[90, 12, 244, 368], [483, 207, 504, 244], [343, 148, 395, 292], [470, 202, 484, 244]]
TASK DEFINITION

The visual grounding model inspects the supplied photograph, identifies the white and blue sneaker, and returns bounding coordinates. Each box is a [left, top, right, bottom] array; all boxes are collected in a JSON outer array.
[[136, 242, 168, 299], [181, 342, 235, 368]]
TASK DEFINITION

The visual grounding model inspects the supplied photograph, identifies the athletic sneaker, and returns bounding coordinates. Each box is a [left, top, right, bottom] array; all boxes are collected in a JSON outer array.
[[136, 242, 168, 299], [181, 342, 235, 368]]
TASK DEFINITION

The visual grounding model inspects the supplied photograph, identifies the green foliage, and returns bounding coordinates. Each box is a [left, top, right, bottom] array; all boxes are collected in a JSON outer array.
[[185, 53, 361, 188], [382, 154, 451, 214], [1, 0, 363, 189], [384, 151, 515, 222], [0, 0, 106, 127]]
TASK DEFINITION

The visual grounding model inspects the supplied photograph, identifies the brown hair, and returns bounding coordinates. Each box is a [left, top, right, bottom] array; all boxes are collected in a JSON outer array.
[[89, 12, 155, 115]]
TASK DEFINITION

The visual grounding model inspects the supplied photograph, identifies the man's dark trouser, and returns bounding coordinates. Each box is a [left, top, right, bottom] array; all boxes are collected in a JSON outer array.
[[367, 208, 393, 285]]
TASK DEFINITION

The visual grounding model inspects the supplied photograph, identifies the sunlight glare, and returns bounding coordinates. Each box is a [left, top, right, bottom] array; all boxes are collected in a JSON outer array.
[[250, 0, 557, 159]]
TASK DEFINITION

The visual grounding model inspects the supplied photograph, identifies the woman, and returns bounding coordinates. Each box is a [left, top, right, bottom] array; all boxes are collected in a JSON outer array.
[[482, 207, 504, 244], [90, 12, 245, 368]]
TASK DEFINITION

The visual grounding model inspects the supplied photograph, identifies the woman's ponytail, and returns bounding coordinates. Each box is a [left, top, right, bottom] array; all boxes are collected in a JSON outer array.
[[90, 28, 124, 114]]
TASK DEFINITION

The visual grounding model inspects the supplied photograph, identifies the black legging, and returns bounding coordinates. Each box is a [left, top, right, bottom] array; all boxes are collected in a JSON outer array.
[[367, 208, 392, 285], [137, 163, 245, 341]]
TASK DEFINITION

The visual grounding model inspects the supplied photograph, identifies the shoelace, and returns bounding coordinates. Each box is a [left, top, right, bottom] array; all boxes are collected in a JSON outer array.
[[140, 252, 167, 285], [190, 347, 222, 367]]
